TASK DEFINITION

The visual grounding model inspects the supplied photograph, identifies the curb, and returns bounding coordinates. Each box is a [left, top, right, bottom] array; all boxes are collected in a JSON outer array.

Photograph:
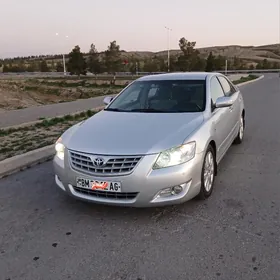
[[0, 145, 55, 179], [236, 75, 264, 87], [0, 75, 263, 179]]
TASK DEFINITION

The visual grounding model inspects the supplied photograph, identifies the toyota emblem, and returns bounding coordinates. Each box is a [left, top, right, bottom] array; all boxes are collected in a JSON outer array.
[[92, 157, 105, 167]]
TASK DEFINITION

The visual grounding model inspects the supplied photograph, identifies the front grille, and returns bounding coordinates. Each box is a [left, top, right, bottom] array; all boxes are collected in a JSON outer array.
[[69, 150, 142, 176], [73, 187, 138, 200]]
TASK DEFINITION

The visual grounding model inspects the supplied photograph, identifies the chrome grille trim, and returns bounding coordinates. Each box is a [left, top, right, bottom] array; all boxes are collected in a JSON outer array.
[[68, 150, 142, 176], [73, 187, 138, 200]]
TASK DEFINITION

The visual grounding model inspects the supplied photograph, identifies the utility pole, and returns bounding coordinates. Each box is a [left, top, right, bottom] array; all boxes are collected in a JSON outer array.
[[164, 26, 172, 72], [225, 59, 228, 75], [62, 54, 66, 76], [135, 62, 138, 76], [55, 33, 68, 76]]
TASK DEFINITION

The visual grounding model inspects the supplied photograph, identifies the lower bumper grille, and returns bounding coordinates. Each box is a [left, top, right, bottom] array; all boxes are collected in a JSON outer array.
[[73, 187, 138, 200]]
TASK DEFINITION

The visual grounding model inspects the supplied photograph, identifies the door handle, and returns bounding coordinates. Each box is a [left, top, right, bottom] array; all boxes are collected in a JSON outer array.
[[229, 106, 234, 112]]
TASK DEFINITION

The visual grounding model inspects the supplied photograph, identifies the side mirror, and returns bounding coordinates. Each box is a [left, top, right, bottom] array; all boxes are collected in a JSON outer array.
[[215, 96, 234, 108], [103, 96, 114, 105]]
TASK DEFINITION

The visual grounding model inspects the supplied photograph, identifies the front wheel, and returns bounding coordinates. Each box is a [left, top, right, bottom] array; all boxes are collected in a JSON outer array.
[[198, 145, 216, 200], [233, 115, 245, 144]]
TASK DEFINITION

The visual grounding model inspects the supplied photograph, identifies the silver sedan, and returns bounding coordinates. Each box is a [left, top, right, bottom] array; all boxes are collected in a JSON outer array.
[[53, 72, 245, 207]]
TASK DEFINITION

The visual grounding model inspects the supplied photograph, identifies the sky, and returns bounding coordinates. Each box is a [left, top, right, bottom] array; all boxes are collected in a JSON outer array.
[[0, 0, 279, 58]]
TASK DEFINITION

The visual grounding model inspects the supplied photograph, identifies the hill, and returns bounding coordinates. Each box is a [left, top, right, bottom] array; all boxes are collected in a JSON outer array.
[[124, 44, 280, 63], [1, 43, 279, 74]]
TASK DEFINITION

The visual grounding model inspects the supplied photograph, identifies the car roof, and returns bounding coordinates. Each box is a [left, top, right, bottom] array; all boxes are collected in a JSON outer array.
[[137, 72, 220, 82]]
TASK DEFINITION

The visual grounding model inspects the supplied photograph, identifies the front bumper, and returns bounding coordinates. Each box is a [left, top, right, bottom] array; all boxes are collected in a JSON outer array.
[[53, 150, 204, 207]]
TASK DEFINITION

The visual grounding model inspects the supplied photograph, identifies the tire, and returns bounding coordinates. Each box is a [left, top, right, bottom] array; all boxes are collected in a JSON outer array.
[[198, 145, 216, 200], [233, 115, 245, 145]]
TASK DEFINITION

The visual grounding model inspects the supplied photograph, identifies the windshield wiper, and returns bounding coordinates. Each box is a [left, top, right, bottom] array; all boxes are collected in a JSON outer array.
[[104, 108, 128, 112], [130, 108, 166, 113]]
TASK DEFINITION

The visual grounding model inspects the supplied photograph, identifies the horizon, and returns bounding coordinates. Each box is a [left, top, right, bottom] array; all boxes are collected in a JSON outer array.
[[1, 0, 279, 59], [1, 42, 280, 60]]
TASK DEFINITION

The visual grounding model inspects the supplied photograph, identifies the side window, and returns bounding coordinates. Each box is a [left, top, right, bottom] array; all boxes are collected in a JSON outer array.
[[218, 76, 236, 96], [210, 77, 225, 104]]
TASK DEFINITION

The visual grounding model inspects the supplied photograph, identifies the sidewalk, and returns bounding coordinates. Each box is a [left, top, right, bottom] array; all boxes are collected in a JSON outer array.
[[0, 74, 242, 128]]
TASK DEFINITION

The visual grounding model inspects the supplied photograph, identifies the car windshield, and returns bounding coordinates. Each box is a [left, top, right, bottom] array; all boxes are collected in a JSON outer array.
[[105, 79, 206, 113]]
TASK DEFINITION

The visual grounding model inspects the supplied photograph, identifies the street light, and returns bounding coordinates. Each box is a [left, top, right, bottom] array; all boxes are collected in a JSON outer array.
[[164, 26, 172, 72], [55, 33, 69, 76]]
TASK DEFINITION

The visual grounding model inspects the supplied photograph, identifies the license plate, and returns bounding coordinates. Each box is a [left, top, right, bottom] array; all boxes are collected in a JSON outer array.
[[76, 177, 121, 192]]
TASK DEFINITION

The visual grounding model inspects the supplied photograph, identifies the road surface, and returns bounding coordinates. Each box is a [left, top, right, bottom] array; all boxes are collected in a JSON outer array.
[[0, 74, 244, 128], [0, 95, 107, 128], [0, 74, 280, 280]]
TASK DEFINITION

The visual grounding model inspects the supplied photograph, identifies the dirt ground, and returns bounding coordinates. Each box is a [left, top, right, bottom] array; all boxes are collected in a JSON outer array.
[[0, 87, 67, 111], [0, 78, 124, 111]]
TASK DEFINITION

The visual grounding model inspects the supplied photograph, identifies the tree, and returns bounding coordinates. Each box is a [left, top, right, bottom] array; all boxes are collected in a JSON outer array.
[[272, 62, 280, 69], [67, 45, 87, 76], [214, 55, 225, 71], [56, 62, 64, 72], [179, 38, 196, 56], [3, 65, 9, 72], [256, 61, 262, 69], [191, 56, 206, 71], [233, 56, 241, 70], [205, 52, 215, 72], [128, 56, 141, 74], [143, 58, 160, 72], [104, 41, 122, 73], [176, 37, 200, 71], [27, 62, 36, 72], [40, 60, 49, 72], [249, 64, 255, 70], [262, 59, 271, 69], [87, 44, 101, 74]]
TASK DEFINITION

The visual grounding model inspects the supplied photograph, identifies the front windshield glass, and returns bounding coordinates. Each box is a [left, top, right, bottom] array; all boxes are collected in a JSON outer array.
[[105, 79, 206, 113]]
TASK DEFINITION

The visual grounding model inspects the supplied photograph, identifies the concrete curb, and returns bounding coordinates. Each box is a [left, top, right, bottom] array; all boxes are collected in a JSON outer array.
[[0, 145, 55, 179], [0, 75, 263, 179], [236, 75, 264, 87]]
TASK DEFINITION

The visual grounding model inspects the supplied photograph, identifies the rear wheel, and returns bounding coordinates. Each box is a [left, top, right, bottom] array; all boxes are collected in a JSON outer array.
[[233, 115, 244, 144], [198, 145, 216, 200]]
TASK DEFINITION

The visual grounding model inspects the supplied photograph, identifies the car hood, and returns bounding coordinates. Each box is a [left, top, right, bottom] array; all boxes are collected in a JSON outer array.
[[64, 110, 204, 155]]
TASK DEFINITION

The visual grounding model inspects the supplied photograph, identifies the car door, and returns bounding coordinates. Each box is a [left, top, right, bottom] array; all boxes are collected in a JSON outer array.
[[210, 76, 233, 162], [217, 75, 241, 142]]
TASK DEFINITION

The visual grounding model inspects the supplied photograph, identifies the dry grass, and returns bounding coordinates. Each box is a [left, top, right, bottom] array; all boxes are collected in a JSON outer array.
[[0, 110, 96, 161]]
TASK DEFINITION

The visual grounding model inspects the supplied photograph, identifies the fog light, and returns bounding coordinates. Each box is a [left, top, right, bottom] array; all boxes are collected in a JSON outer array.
[[171, 185, 183, 195], [156, 185, 183, 198], [158, 187, 172, 197]]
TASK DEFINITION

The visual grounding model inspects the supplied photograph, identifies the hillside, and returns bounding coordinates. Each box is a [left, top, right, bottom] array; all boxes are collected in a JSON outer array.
[[1, 43, 279, 73], [125, 44, 280, 63]]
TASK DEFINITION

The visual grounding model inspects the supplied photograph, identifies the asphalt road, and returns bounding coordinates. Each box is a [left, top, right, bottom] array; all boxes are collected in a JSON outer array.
[[0, 74, 280, 280], [0, 95, 107, 128]]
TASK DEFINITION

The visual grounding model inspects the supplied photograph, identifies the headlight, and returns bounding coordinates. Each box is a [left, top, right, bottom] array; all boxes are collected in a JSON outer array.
[[55, 137, 65, 160], [153, 142, 196, 169]]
